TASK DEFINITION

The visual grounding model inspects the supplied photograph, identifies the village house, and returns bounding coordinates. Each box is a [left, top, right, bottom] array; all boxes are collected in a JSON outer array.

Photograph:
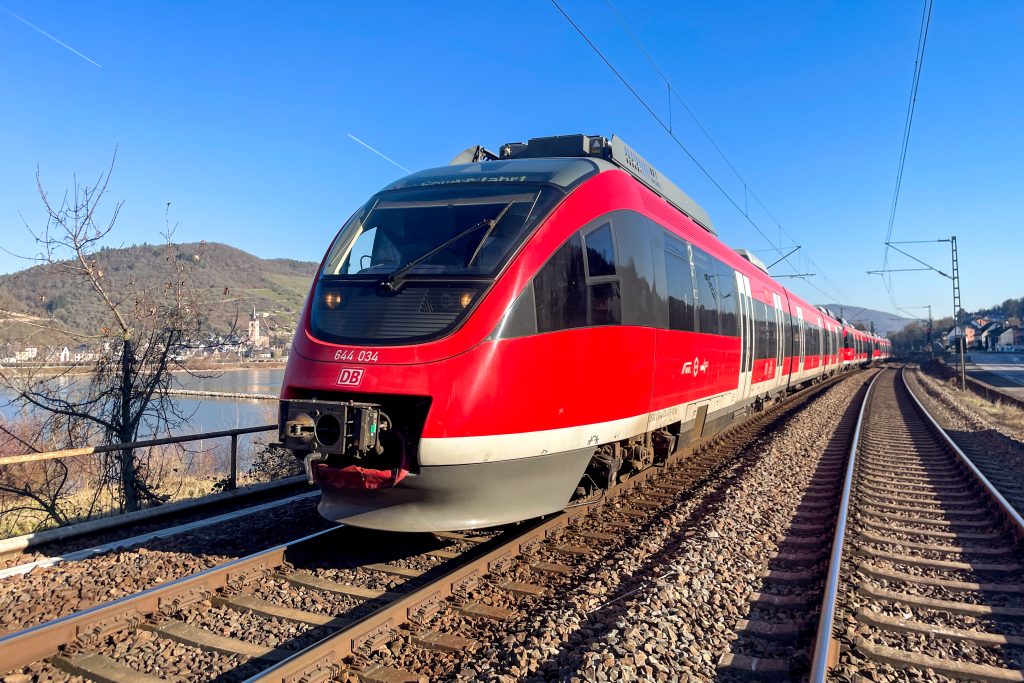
[[977, 321, 1004, 350], [946, 325, 975, 349], [999, 327, 1024, 349]]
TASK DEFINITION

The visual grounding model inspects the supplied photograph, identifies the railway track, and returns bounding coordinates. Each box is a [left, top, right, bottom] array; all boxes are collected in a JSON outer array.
[[809, 366, 1024, 682], [0, 492, 321, 579], [1, 371, 860, 683], [716, 372, 873, 681]]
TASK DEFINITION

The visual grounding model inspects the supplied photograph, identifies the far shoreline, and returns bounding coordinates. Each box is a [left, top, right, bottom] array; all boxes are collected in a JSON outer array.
[[1, 360, 288, 378]]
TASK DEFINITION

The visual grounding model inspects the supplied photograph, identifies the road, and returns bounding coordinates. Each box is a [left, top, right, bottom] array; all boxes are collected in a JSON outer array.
[[963, 351, 1024, 399]]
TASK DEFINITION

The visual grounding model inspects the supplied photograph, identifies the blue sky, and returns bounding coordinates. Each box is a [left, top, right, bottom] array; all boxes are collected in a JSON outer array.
[[1, 1, 1020, 320]]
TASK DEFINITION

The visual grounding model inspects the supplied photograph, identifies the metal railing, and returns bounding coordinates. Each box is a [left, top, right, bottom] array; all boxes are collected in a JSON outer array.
[[0, 423, 278, 491]]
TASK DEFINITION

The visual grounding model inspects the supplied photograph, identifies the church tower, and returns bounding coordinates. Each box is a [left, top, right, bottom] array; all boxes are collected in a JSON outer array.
[[248, 304, 263, 345]]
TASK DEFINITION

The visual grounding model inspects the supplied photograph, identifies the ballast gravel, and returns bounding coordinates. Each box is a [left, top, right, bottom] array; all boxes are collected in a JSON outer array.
[[0, 498, 333, 634], [0, 481, 314, 571], [444, 374, 867, 681], [907, 368, 1024, 494]]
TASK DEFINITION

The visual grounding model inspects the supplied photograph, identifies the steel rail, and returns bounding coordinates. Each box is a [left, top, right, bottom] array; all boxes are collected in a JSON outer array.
[[902, 367, 1024, 533], [247, 512, 574, 682], [0, 475, 308, 557], [809, 365, 1024, 681], [808, 370, 881, 682], [0, 526, 340, 673], [0, 491, 321, 579]]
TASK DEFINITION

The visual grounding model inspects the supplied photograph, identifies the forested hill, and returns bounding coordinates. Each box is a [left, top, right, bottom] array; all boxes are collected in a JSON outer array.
[[977, 297, 1024, 322], [820, 304, 913, 336], [0, 243, 317, 341]]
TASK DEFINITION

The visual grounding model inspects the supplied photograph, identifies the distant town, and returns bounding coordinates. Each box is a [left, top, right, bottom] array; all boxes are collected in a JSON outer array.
[[945, 313, 1023, 351], [0, 306, 293, 368]]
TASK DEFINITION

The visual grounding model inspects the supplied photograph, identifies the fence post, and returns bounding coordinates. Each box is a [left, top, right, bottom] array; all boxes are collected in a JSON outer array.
[[229, 434, 238, 491]]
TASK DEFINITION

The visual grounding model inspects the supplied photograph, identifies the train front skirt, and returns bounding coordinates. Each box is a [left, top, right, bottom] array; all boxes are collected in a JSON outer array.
[[315, 445, 595, 532]]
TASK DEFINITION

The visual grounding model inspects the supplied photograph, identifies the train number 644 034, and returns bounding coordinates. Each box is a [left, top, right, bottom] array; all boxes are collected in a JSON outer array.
[[334, 349, 379, 363]]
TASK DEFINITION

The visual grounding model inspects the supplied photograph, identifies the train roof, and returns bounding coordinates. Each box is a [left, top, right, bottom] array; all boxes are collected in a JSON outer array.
[[496, 134, 715, 236], [382, 157, 603, 194], [386, 134, 715, 237]]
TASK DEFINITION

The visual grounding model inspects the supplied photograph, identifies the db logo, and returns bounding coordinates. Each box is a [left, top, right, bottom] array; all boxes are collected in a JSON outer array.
[[336, 367, 365, 387]]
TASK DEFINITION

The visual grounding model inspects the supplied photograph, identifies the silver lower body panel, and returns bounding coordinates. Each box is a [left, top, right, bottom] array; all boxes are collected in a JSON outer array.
[[316, 446, 595, 532]]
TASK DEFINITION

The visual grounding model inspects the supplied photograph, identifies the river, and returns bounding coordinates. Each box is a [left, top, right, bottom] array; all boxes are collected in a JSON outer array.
[[1, 367, 286, 467], [172, 367, 285, 432]]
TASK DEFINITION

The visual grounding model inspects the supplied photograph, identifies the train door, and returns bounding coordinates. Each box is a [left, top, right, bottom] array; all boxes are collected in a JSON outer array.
[[736, 272, 754, 402], [818, 317, 825, 375], [829, 324, 837, 371], [796, 306, 805, 380], [772, 292, 784, 389], [822, 322, 830, 371], [836, 327, 842, 369]]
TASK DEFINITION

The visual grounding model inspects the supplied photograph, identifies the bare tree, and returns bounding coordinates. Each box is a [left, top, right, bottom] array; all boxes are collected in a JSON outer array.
[[0, 153, 221, 518]]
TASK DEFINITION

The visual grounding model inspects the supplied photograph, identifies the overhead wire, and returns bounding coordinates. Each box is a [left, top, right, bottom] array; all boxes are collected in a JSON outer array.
[[879, 0, 934, 309], [554, 0, 853, 305]]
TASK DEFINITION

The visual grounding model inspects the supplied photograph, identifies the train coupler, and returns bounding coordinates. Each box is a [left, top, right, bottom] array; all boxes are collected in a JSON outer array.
[[279, 399, 389, 460]]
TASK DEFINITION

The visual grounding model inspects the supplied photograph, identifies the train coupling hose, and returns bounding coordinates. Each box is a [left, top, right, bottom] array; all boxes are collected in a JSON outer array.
[[303, 452, 327, 485]]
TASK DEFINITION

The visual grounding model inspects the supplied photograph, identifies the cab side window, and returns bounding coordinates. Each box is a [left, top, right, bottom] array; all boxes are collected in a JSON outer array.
[[582, 223, 621, 326], [584, 223, 616, 277], [534, 233, 587, 333]]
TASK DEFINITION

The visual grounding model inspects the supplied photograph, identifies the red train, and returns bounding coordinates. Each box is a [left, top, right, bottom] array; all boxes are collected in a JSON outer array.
[[278, 134, 890, 532]]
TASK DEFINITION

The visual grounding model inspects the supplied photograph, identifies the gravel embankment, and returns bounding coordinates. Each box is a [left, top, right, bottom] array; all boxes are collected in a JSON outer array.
[[907, 367, 1024, 509], [0, 498, 333, 634], [5, 528, 500, 683], [414, 374, 867, 681], [911, 366, 1024, 444]]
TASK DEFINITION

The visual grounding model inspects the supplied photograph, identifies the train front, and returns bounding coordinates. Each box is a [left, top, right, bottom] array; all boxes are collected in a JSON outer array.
[[277, 158, 599, 532]]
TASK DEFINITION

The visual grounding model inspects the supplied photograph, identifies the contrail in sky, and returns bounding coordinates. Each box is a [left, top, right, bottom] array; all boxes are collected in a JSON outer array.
[[347, 133, 410, 173], [2, 6, 103, 68]]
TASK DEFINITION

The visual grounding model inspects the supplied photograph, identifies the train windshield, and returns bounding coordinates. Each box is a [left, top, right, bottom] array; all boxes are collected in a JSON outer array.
[[322, 185, 561, 279], [312, 184, 563, 345]]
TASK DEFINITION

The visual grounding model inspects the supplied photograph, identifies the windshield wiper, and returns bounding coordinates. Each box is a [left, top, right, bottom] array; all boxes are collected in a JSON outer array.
[[380, 219, 491, 292], [466, 199, 516, 268], [380, 199, 517, 292]]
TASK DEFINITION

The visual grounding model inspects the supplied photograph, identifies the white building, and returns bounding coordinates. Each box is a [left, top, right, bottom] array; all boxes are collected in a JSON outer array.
[[248, 305, 269, 349]]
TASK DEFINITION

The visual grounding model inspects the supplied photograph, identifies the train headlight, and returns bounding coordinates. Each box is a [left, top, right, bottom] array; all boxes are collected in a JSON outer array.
[[460, 292, 473, 308], [324, 291, 343, 309]]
